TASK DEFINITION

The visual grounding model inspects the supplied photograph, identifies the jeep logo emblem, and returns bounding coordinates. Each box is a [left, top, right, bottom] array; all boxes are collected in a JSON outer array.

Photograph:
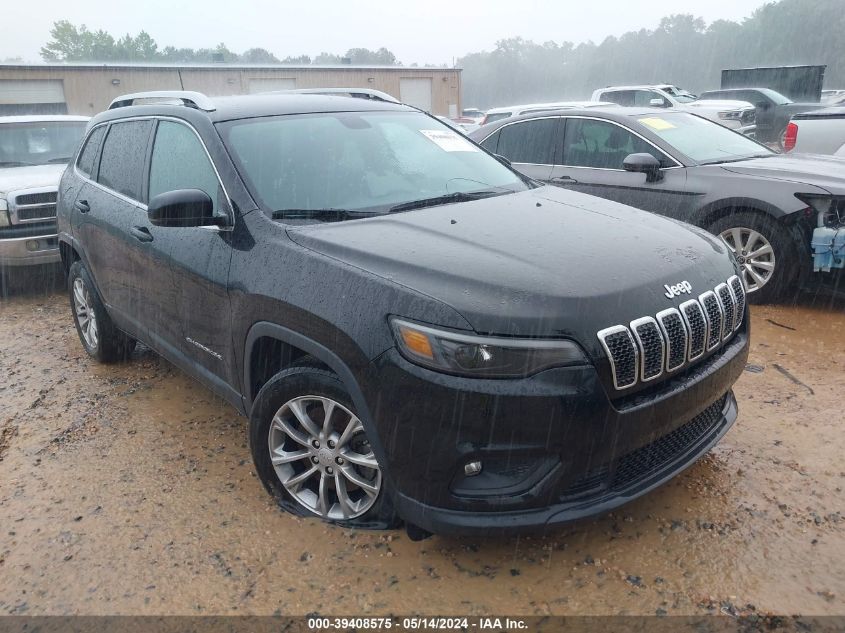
[[664, 280, 692, 299]]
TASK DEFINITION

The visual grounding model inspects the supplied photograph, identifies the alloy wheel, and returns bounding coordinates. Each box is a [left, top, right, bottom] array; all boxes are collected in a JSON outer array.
[[719, 226, 776, 293], [72, 277, 99, 349], [268, 395, 382, 520]]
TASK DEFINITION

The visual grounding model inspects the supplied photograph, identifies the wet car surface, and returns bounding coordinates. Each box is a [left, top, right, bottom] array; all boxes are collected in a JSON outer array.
[[0, 279, 843, 616]]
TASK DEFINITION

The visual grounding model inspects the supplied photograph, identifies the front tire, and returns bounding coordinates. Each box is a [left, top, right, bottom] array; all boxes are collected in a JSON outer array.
[[708, 211, 798, 304], [68, 260, 136, 362], [249, 366, 398, 529]]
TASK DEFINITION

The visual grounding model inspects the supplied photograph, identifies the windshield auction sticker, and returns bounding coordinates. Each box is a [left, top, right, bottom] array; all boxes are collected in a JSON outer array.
[[638, 117, 676, 131], [420, 129, 480, 152]]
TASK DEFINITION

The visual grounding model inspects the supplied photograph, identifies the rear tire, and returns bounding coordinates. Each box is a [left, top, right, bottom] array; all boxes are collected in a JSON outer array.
[[707, 211, 798, 304], [68, 260, 136, 362], [249, 366, 399, 529]]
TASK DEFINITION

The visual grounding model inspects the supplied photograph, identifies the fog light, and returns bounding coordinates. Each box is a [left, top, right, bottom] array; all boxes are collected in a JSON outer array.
[[25, 240, 40, 252], [464, 461, 482, 477]]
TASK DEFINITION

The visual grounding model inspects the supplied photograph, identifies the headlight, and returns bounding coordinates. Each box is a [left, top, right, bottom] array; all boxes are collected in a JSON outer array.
[[390, 317, 588, 378], [0, 198, 9, 228], [718, 111, 742, 120]]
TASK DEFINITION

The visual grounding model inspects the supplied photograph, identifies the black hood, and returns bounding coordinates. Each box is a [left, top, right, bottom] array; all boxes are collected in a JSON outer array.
[[286, 187, 737, 346]]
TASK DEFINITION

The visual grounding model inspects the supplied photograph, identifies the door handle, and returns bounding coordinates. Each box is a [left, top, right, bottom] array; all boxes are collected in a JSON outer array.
[[130, 225, 153, 243], [74, 199, 90, 213]]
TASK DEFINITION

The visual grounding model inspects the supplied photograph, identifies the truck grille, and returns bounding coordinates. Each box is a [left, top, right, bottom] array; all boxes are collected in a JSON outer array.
[[8, 188, 58, 224], [597, 276, 745, 391]]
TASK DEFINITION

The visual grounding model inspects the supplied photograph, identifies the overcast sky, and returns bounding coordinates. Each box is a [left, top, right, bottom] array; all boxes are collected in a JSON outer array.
[[2, 0, 768, 65]]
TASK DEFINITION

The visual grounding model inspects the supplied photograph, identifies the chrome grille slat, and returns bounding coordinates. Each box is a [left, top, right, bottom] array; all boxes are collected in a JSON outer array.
[[656, 308, 687, 372], [699, 291, 724, 351], [728, 275, 745, 331], [630, 317, 664, 382], [679, 299, 707, 361], [598, 278, 744, 391], [716, 283, 736, 338], [597, 325, 638, 390]]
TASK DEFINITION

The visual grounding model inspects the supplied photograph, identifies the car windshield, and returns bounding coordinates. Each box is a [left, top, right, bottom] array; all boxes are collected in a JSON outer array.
[[219, 111, 527, 219], [634, 112, 774, 163], [758, 88, 792, 105], [483, 112, 513, 124], [0, 121, 87, 167]]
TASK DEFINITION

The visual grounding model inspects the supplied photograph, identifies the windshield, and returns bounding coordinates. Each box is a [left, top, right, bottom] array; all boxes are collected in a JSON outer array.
[[636, 112, 774, 163], [758, 88, 792, 105], [483, 112, 512, 124], [662, 86, 698, 102], [673, 93, 698, 103], [0, 121, 87, 167], [219, 111, 527, 219]]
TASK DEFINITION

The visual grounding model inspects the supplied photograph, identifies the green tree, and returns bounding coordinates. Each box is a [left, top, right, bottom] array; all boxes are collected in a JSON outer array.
[[242, 47, 280, 63]]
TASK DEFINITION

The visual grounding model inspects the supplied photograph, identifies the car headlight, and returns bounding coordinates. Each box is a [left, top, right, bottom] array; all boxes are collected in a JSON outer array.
[[718, 111, 742, 120], [0, 198, 9, 228], [390, 317, 588, 378]]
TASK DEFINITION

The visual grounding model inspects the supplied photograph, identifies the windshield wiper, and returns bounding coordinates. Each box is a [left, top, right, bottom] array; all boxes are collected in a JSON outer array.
[[47, 157, 73, 164], [388, 190, 505, 214], [271, 208, 379, 222], [0, 161, 35, 167]]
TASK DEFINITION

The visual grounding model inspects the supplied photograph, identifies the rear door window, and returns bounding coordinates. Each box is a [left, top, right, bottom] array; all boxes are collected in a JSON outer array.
[[97, 120, 154, 201], [76, 125, 106, 178], [496, 118, 558, 165]]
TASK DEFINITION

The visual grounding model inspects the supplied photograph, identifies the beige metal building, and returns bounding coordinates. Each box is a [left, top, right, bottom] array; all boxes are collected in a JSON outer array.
[[0, 63, 462, 117]]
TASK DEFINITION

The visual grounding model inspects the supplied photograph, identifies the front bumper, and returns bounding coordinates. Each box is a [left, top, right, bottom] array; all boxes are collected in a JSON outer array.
[[0, 234, 60, 267], [737, 124, 757, 137], [367, 329, 748, 535]]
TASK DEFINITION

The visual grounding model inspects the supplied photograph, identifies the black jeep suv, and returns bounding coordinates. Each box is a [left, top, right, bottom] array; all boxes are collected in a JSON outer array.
[[57, 90, 749, 535]]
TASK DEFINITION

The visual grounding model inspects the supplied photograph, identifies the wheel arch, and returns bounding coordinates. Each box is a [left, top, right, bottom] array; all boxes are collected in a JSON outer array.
[[692, 197, 787, 230], [243, 321, 389, 477]]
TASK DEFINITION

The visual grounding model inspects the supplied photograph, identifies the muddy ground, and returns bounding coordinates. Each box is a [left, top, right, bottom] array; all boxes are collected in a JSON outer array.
[[0, 269, 843, 617]]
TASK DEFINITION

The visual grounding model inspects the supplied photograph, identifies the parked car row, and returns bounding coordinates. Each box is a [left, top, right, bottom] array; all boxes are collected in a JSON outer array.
[[2, 86, 841, 539], [590, 85, 758, 136], [469, 106, 845, 302]]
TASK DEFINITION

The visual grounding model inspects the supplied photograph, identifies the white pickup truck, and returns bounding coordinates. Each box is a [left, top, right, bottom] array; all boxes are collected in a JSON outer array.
[[0, 115, 89, 268], [784, 107, 845, 156], [590, 84, 757, 135]]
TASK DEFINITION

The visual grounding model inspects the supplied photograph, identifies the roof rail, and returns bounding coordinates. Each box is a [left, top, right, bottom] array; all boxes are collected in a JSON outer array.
[[108, 91, 216, 111], [278, 88, 400, 104]]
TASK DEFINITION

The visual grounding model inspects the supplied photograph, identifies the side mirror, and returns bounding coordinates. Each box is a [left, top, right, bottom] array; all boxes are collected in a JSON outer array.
[[148, 189, 218, 228], [494, 154, 512, 167], [649, 98, 667, 107], [623, 153, 663, 182]]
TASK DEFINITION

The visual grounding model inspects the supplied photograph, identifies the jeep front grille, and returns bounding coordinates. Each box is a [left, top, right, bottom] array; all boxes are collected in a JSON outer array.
[[597, 276, 745, 391], [8, 188, 58, 224]]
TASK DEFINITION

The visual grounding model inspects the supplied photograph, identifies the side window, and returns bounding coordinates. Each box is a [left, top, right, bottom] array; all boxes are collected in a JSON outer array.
[[479, 130, 500, 154], [561, 119, 671, 169], [76, 126, 106, 178], [638, 91, 669, 107], [601, 91, 635, 106], [148, 121, 223, 216], [97, 120, 154, 201], [496, 119, 557, 165]]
